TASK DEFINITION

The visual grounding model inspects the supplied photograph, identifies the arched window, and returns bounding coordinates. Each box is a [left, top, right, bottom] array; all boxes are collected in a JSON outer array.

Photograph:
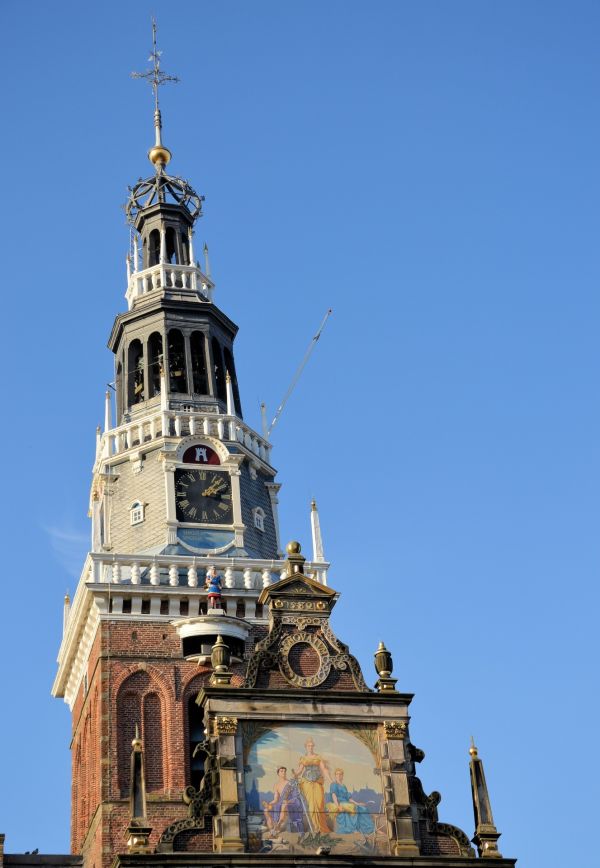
[[181, 232, 190, 266], [148, 229, 160, 266], [148, 332, 163, 398], [166, 226, 177, 264], [212, 338, 226, 402], [223, 347, 242, 416], [130, 501, 145, 525], [190, 331, 208, 394], [143, 693, 164, 791], [115, 361, 123, 420], [253, 507, 265, 532], [117, 671, 165, 797], [187, 693, 206, 790], [127, 340, 144, 405], [168, 329, 187, 394]]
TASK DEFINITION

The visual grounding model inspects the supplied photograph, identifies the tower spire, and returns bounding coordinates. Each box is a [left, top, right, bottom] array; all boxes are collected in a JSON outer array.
[[132, 18, 179, 170], [469, 739, 503, 858]]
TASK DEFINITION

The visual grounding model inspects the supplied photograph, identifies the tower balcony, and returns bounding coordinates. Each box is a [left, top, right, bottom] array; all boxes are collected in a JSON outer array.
[[97, 406, 272, 467], [125, 262, 214, 310]]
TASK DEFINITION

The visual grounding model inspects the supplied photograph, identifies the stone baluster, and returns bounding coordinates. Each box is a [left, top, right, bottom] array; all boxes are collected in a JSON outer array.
[[92, 558, 104, 583], [191, 269, 197, 291], [169, 564, 179, 587], [262, 569, 272, 588], [203, 417, 210, 435], [150, 561, 160, 586], [174, 415, 182, 436], [150, 417, 156, 439], [216, 418, 224, 439], [189, 415, 197, 435], [243, 568, 254, 589], [224, 567, 235, 589], [187, 563, 198, 587], [112, 562, 121, 584], [137, 423, 144, 445], [170, 268, 176, 287], [142, 274, 148, 293], [131, 562, 141, 585]]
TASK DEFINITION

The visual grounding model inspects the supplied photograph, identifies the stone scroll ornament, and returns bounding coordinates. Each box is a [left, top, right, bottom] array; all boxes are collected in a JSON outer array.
[[157, 739, 218, 851]]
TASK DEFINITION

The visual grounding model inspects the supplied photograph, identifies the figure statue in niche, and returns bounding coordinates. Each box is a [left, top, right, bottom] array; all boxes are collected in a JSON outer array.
[[294, 738, 332, 834], [262, 767, 304, 837], [327, 768, 374, 834], [205, 566, 222, 609]]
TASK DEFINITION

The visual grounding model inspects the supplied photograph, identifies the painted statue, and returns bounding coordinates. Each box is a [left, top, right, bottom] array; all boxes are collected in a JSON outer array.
[[327, 768, 374, 834], [205, 566, 222, 609], [262, 767, 304, 836], [295, 738, 332, 834]]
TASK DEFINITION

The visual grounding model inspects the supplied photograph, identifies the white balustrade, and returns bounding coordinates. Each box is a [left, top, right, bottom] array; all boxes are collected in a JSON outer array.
[[98, 408, 272, 466], [126, 263, 213, 309], [86, 551, 328, 593]]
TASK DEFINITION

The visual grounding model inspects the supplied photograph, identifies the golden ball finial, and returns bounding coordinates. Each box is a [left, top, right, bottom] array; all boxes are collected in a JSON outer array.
[[286, 540, 301, 555], [469, 737, 478, 757], [148, 144, 172, 167]]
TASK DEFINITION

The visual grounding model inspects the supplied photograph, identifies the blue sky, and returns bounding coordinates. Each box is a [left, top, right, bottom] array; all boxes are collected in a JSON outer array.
[[1, 2, 598, 865]]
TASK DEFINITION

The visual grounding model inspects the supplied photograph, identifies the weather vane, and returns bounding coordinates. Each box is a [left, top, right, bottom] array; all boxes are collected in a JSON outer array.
[[131, 19, 179, 169]]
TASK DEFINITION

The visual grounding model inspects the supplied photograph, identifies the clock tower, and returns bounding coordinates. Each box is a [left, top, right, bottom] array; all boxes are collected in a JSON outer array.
[[46, 23, 515, 868]]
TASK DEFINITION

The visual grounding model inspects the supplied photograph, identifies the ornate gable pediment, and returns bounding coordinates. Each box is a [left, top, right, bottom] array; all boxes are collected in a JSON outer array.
[[244, 542, 367, 692]]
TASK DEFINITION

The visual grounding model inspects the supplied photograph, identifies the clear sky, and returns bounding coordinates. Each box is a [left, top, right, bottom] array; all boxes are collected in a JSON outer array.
[[1, 2, 598, 866]]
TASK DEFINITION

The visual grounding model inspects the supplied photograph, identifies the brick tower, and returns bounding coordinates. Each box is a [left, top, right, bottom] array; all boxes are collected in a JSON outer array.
[[47, 23, 516, 868]]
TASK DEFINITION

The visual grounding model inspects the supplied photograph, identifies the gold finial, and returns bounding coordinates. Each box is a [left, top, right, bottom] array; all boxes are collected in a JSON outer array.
[[286, 540, 301, 555], [311, 498, 317, 511], [469, 736, 478, 757], [64, 591, 70, 604], [132, 723, 143, 752], [225, 370, 231, 383], [132, 18, 179, 169]]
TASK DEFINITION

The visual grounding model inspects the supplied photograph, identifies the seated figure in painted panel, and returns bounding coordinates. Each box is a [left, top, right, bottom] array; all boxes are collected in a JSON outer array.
[[263, 767, 305, 836], [327, 768, 374, 834]]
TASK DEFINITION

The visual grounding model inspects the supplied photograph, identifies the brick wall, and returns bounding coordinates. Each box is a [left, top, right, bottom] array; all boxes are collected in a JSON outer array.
[[70, 618, 219, 868]]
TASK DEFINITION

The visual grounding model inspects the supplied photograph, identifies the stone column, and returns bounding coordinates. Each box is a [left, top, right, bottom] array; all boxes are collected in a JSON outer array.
[[381, 720, 420, 856], [213, 715, 243, 852]]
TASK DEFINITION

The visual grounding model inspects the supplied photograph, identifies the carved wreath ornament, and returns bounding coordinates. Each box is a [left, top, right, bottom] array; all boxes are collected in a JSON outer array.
[[279, 631, 331, 688]]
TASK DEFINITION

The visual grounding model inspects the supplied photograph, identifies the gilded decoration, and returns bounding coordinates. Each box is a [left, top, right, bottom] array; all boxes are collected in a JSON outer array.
[[383, 720, 407, 739], [215, 716, 238, 735]]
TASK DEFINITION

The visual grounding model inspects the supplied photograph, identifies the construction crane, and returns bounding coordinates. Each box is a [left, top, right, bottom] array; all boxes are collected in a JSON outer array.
[[261, 308, 333, 439]]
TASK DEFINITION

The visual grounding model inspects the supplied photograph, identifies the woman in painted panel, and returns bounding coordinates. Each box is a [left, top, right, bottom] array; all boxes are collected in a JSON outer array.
[[295, 738, 332, 834], [327, 768, 374, 834]]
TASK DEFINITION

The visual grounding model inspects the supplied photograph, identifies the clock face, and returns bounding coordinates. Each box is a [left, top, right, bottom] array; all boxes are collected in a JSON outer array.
[[175, 468, 233, 525]]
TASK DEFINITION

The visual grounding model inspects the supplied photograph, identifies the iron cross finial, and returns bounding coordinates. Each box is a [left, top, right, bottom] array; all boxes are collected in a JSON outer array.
[[131, 18, 179, 113], [132, 19, 178, 168]]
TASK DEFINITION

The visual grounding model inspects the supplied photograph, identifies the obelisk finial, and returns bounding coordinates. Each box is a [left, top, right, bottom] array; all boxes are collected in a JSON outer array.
[[469, 740, 503, 858]]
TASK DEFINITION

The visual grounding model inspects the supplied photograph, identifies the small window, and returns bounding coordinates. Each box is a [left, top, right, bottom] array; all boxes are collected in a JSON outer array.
[[130, 501, 145, 526], [253, 507, 265, 532]]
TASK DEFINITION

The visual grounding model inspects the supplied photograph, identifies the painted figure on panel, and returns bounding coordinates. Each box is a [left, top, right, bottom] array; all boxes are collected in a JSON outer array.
[[243, 723, 388, 855], [295, 738, 332, 834], [262, 767, 304, 836], [327, 768, 375, 834]]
